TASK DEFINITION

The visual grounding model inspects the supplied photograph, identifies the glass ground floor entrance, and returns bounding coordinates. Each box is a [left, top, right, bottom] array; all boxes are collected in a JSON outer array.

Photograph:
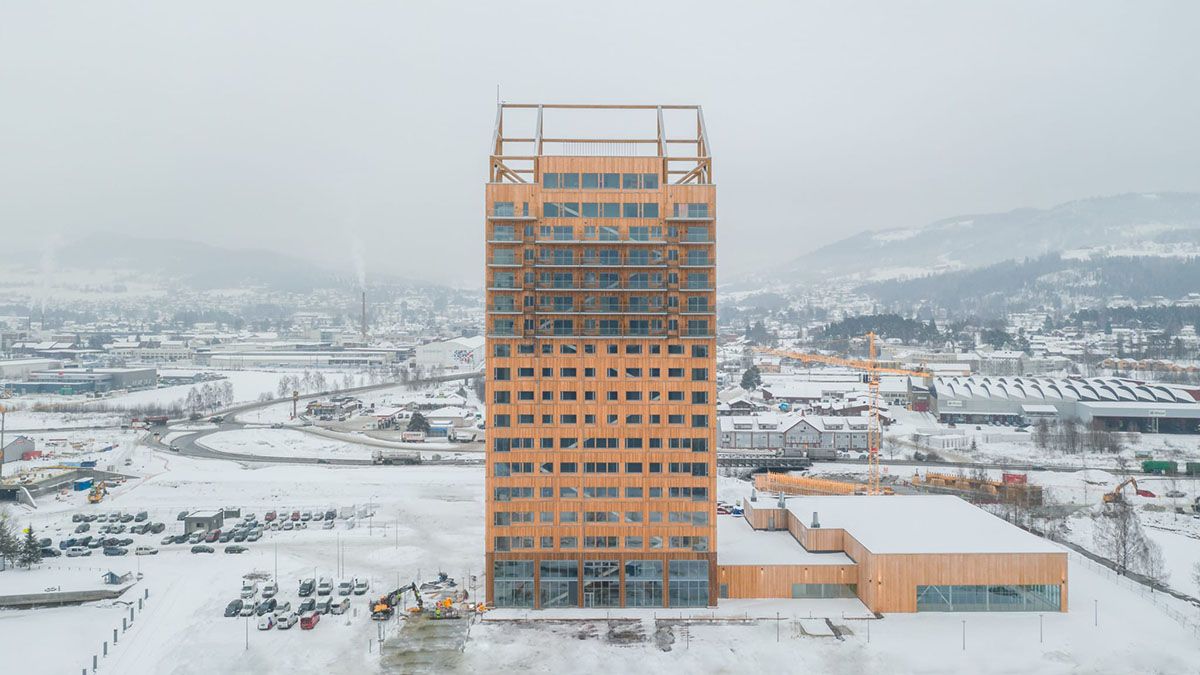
[[492, 557, 711, 608]]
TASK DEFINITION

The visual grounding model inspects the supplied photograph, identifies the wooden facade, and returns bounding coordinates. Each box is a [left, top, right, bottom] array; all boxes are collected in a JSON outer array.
[[484, 104, 719, 608], [732, 501, 1068, 613]]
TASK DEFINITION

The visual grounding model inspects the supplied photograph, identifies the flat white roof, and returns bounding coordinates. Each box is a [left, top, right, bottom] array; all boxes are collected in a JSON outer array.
[[717, 515, 854, 566], [784, 495, 1062, 555]]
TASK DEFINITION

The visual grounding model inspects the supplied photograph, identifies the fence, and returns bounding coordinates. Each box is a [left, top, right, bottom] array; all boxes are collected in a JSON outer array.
[[80, 586, 150, 674], [1067, 551, 1200, 639]]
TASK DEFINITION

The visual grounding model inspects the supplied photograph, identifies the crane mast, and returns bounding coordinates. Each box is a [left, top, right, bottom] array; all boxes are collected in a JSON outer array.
[[756, 333, 931, 496]]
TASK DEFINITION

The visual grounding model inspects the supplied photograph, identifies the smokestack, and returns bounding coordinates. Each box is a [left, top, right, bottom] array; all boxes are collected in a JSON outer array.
[[361, 291, 367, 341]]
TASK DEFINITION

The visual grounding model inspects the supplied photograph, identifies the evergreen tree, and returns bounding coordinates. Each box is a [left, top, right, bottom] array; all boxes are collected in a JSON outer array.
[[740, 365, 762, 390], [19, 524, 41, 569], [0, 513, 18, 571], [407, 412, 431, 434]]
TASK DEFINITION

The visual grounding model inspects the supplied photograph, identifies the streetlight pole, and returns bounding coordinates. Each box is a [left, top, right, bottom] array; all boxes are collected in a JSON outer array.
[[0, 404, 6, 480]]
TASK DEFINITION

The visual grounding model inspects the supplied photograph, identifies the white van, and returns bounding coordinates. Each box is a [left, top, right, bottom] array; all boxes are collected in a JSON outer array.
[[316, 577, 333, 596], [241, 581, 259, 598], [134, 546, 158, 556], [336, 580, 353, 596]]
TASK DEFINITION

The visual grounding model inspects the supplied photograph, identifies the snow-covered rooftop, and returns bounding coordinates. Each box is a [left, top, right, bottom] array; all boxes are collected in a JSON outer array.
[[717, 515, 853, 566], [783, 495, 1063, 555]]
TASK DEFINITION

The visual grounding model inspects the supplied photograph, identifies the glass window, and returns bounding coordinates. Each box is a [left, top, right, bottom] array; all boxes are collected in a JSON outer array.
[[544, 202, 559, 218], [582, 173, 600, 189], [582, 202, 599, 217], [543, 173, 559, 189], [494, 201, 515, 217], [539, 561, 579, 608], [493, 560, 534, 608], [601, 203, 620, 218], [622, 173, 640, 189], [561, 173, 580, 189], [641, 173, 659, 189], [642, 203, 659, 218], [623, 203, 640, 218], [602, 173, 620, 189]]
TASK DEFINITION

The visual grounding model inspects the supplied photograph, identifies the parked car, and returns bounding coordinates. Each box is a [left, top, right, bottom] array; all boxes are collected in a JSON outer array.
[[75, 523, 90, 534], [300, 612, 320, 630], [134, 546, 158, 556], [73, 514, 84, 522], [264, 511, 277, 522], [314, 598, 332, 615], [298, 598, 316, 613], [330, 598, 351, 615], [175, 534, 191, 544], [255, 598, 277, 616], [336, 580, 353, 596], [352, 578, 368, 595], [239, 602, 255, 617], [276, 612, 298, 629], [322, 519, 334, 530], [66, 546, 91, 557], [224, 545, 248, 554], [300, 512, 312, 522], [204, 530, 220, 543], [262, 582, 278, 599], [103, 546, 128, 556], [317, 578, 333, 596], [135, 511, 148, 522], [188, 533, 204, 544], [160, 535, 176, 546], [323, 510, 336, 521], [219, 532, 234, 543], [299, 578, 315, 597], [97, 514, 109, 523], [1166, 490, 1187, 499], [233, 532, 248, 543], [225, 600, 244, 617], [274, 601, 291, 614], [281, 521, 294, 531], [119, 514, 134, 523], [190, 545, 215, 554], [40, 547, 62, 558], [37, 537, 51, 548], [247, 531, 262, 542], [241, 581, 259, 598], [150, 522, 166, 534], [59, 538, 77, 550], [176, 511, 189, 521], [87, 539, 103, 549], [290, 510, 301, 521], [257, 614, 275, 630]]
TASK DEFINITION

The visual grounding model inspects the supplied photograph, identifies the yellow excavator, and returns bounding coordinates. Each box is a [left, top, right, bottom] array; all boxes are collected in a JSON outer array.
[[87, 481, 107, 504], [1103, 477, 1156, 504]]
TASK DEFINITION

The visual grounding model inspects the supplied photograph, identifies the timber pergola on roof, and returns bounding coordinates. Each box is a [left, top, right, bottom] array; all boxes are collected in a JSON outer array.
[[489, 103, 712, 185]]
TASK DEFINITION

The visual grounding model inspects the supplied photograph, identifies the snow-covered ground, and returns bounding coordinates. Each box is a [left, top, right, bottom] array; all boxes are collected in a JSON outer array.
[[3, 450, 1199, 674], [200, 429, 377, 461]]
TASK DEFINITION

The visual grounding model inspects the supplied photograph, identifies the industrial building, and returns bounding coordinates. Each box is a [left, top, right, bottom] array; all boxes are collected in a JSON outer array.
[[0, 358, 63, 380], [7, 366, 158, 394], [723, 495, 1066, 613], [717, 414, 872, 457], [933, 375, 1200, 432], [414, 335, 486, 372], [485, 103, 718, 609]]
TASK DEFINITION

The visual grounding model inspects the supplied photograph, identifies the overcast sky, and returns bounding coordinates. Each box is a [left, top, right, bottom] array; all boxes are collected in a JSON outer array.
[[2, 1, 1198, 287]]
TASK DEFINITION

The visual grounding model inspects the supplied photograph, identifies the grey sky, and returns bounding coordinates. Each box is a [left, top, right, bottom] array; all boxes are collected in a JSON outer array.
[[3, 1, 1198, 287]]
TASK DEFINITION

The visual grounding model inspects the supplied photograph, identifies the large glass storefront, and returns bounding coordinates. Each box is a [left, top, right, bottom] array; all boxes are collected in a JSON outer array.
[[790, 583, 858, 599], [494, 560, 535, 608], [668, 560, 709, 608], [494, 559, 709, 608], [916, 584, 1061, 612], [539, 560, 578, 608], [625, 560, 663, 607]]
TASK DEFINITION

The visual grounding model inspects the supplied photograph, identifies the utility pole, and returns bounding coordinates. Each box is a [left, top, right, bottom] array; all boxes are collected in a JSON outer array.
[[0, 404, 6, 479]]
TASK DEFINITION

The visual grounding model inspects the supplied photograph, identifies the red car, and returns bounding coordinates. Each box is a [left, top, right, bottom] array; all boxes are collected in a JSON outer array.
[[204, 529, 221, 543], [264, 511, 277, 522], [300, 612, 320, 630], [290, 511, 301, 522]]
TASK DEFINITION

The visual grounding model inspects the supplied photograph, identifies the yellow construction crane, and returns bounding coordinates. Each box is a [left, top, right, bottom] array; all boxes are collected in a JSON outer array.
[[756, 333, 931, 495]]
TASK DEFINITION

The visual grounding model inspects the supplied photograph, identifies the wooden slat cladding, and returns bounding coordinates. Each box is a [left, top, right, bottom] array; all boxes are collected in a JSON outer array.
[[485, 146, 718, 608], [736, 501, 1067, 612]]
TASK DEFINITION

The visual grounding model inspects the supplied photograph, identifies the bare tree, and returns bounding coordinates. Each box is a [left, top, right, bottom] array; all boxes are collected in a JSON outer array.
[[1034, 418, 1051, 450], [1093, 501, 1168, 581]]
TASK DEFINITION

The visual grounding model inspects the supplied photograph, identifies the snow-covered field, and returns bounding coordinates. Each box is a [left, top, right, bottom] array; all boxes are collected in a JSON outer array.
[[2, 437, 1199, 675], [200, 429, 377, 461]]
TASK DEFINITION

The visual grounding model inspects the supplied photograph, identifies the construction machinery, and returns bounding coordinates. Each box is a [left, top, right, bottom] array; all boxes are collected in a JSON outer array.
[[371, 582, 422, 621], [1103, 477, 1156, 504], [87, 481, 107, 504], [758, 333, 931, 495]]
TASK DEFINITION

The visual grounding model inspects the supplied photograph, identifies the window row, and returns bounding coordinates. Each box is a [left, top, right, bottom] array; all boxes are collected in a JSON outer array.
[[493, 461, 709, 477], [492, 560, 708, 609], [492, 510, 709, 526], [491, 295, 712, 314], [490, 318, 711, 337], [493, 535, 708, 552], [489, 269, 710, 289], [542, 172, 658, 190], [493, 342, 708, 357], [490, 248, 711, 267], [494, 224, 709, 242], [492, 390, 709, 404], [543, 202, 659, 219], [492, 437, 709, 452], [492, 485, 708, 501], [493, 366, 710, 381]]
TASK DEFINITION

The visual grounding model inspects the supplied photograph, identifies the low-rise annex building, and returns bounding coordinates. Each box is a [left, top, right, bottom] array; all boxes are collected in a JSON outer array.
[[719, 494, 1066, 613]]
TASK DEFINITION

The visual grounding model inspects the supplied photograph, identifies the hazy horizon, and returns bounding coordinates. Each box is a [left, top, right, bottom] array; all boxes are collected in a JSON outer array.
[[3, 1, 1199, 286]]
